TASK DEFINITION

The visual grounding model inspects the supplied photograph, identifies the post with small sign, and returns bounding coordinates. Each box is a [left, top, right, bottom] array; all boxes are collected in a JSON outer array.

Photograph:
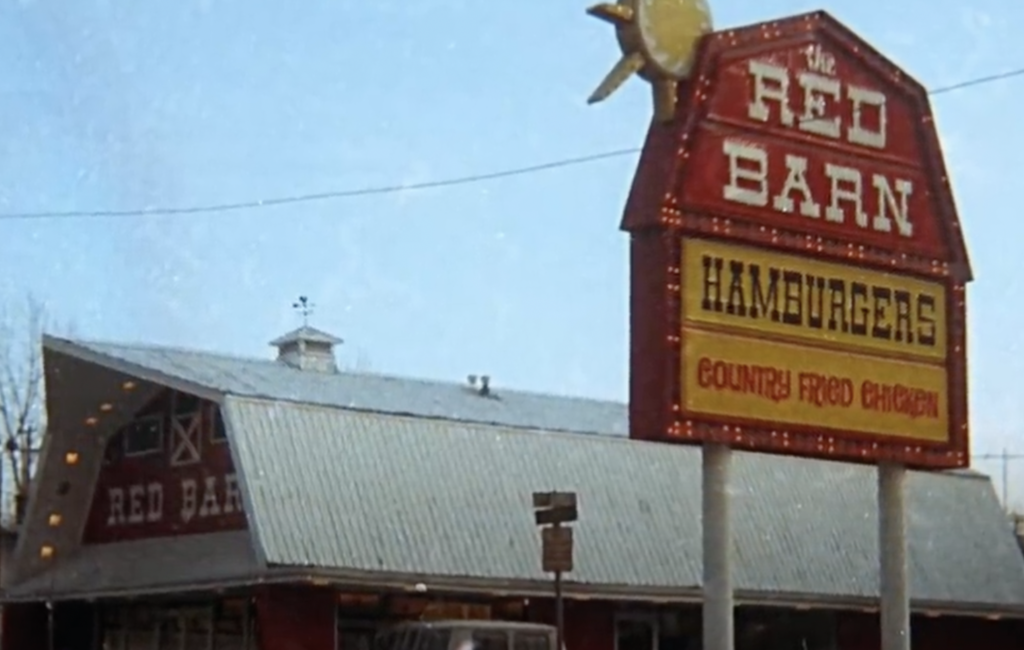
[[532, 491, 577, 650]]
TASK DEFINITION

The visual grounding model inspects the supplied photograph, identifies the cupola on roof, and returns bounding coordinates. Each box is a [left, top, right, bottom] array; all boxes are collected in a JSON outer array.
[[269, 325, 343, 374]]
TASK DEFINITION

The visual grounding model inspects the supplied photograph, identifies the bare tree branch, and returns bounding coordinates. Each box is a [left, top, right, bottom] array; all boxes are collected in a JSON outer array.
[[0, 294, 52, 522], [0, 317, 17, 447]]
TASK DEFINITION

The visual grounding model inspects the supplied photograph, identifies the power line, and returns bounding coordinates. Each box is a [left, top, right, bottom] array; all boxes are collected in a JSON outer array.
[[0, 148, 640, 222], [973, 449, 1024, 511], [3, 65, 1024, 223], [929, 68, 1024, 95]]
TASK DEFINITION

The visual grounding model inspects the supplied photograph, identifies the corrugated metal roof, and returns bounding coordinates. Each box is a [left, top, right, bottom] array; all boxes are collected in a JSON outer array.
[[6, 531, 260, 599], [224, 397, 1024, 610], [29, 336, 1024, 613], [59, 338, 626, 436]]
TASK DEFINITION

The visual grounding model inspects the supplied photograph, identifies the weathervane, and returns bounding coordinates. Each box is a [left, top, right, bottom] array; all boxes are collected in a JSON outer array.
[[586, 0, 713, 122], [292, 295, 315, 327]]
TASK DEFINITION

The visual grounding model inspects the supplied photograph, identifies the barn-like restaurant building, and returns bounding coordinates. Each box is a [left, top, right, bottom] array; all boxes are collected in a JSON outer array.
[[0, 327, 1022, 650]]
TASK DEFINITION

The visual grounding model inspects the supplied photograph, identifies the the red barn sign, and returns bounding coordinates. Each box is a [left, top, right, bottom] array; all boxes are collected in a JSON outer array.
[[82, 392, 247, 543], [622, 11, 972, 469]]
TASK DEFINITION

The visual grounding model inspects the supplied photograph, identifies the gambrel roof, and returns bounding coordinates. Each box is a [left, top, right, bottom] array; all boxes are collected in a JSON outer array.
[[7, 335, 1024, 619]]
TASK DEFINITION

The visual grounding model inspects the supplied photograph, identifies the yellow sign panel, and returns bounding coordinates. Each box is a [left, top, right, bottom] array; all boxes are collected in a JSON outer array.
[[682, 238, 947, 361], [682, 328, 949, 442]]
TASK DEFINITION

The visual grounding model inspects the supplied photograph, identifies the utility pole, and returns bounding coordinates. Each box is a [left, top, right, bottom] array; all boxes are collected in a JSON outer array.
[[1004, 448, 1010, 508], [973, 450, 1024, 512], [532, 491, 578, 650], [20, 425, 34, 522]]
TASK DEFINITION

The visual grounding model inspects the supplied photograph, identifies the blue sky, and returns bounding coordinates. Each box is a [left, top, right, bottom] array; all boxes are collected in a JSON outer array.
[[2, 2, 1024, 499]]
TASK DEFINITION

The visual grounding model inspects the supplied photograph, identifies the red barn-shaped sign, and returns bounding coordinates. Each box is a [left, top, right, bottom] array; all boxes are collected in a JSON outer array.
[[623, 11, 972, 469]]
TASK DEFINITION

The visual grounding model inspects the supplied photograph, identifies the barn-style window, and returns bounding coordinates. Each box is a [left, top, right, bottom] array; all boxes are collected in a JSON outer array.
[[615, 614, 659, 650], [736, 608, 837, 650], [174, 391, 203, 416], [211, 408, 228, 444], [123, 415, 164, 457], [100, 599, 254, 650]]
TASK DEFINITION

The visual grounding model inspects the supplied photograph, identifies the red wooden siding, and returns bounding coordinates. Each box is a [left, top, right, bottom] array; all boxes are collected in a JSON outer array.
[[255, 585, 337, 650], [82, 389, 247, 544], [838, 611, 1024, 650]]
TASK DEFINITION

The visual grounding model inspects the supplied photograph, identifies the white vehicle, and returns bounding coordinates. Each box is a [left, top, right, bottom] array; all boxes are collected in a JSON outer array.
[[375, 620, 559, 650]]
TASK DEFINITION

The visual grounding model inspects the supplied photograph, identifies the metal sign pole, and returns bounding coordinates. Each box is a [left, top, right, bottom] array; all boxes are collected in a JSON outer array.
[[533, 491, 578, 650], [555, 569, 564, 650], [702, 443, 733, 650], [879, 463, 910, 650]]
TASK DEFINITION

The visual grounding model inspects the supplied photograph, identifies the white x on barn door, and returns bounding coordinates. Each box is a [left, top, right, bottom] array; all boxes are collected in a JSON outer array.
[[170, 412, 202, 466]]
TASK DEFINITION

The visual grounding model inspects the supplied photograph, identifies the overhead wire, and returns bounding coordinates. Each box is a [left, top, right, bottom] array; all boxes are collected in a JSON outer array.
[[0, 148, 641, 221], [2, 65, 1023, 222]]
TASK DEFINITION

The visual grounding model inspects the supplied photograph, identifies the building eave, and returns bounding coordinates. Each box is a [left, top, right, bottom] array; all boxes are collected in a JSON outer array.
[[7, 563, 1024, 622], [4, 531, 263, 602], [0, 577, 270, 604], [248, 566, 1024, 621], [4, 556, 1019, 622], [42, 334, 224, 403]]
